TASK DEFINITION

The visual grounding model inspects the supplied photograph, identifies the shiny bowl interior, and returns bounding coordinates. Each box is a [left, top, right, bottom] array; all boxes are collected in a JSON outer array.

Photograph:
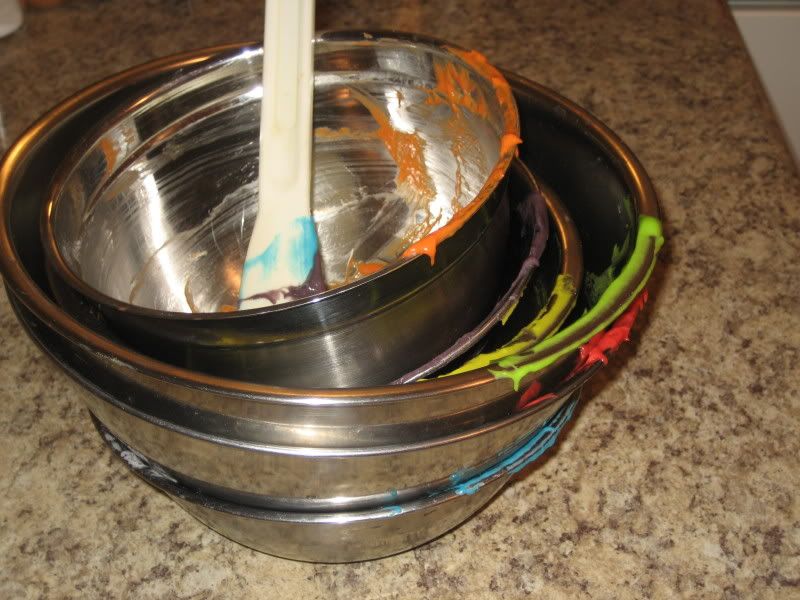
[[40, 34, 523, 388], [45, 34, 518, 315]]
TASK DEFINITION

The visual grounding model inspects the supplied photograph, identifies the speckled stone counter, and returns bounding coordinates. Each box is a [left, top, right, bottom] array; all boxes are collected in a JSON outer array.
[[1, 1, 798, 598]]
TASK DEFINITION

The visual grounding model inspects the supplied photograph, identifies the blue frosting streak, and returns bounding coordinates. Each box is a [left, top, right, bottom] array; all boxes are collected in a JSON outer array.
[[377, 399, 578, 511], [242, 215, 318, 285], [449, 469, 468, 485], [453, 399, 578, 496]]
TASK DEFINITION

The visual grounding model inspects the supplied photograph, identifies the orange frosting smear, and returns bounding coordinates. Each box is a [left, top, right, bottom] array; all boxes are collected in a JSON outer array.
[[315, 50, 520, 271], [402, 48, 521, 264], [356, 261, 387, 276], [501, 133, 523, 155], [426, 61, 490, 118], [348, 88, 435, 202]]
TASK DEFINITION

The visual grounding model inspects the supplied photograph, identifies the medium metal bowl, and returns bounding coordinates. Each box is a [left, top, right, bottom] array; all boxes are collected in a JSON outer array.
[[42, 33, 521, 388], [0, 39, 660, 473], [29, 177, 574, 511]]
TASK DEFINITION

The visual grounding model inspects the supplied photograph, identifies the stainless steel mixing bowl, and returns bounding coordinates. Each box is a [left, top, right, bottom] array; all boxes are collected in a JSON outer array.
[[32, 175, 576, 511], [8, 287, 582, 561], [14, 284, 587, 512], [0, 37, 587, 442], [89, 395, 580, 563], [0, 38, 661, 506], [42, 32, 521, 388]]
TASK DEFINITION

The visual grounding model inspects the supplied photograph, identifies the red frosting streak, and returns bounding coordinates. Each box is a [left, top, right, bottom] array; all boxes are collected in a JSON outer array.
[[515, 378, 558, 411], [569, 290, 649, 376], [514, 290, 650, 412]]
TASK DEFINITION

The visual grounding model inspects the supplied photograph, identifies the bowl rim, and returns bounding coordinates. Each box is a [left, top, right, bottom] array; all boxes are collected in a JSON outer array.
[[0, 34, 660, 403], [40, 30, 521, 321]]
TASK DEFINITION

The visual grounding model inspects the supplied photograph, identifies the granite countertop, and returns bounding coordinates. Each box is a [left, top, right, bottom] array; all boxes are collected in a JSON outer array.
[[1, 1, 798, 598]]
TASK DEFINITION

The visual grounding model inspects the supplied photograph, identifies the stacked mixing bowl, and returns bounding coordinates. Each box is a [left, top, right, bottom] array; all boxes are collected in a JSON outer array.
[[0, 32, 663, 562]]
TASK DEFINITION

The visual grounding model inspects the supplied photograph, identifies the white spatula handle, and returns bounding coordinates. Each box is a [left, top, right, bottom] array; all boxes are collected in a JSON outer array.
[[260, 0, 314, 195], [239, 0, 316, 308]]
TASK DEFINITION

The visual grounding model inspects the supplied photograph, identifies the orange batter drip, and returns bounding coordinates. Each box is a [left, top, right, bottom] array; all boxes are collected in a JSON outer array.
[[341, 254, 388, 283], [356, 261, 387, 276]]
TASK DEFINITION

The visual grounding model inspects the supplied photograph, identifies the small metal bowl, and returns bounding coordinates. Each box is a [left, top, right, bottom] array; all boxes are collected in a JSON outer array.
[[42, 33, 521, 388]]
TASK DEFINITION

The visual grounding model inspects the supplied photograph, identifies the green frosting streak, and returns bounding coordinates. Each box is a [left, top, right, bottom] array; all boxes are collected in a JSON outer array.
[[446, 273, 578, 375], [584, 238, 628, 306], [488, 215, 664, 390], [584, 195, 636, 305]]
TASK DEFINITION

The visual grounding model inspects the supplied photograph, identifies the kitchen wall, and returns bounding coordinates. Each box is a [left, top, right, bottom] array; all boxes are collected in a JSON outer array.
[[732, 2, 800, 166]]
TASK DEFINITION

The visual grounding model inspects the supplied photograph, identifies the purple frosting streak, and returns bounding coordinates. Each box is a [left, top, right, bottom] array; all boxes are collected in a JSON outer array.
[[393, 189, 550, 384], [242, 251, 328, 305]]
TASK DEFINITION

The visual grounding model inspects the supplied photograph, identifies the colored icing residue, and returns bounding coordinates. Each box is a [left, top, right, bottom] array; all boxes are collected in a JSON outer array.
[[453, 397, 578, 496], [313, 49, 519, 273], [242, 215, 318, 285], [313, 126, 378, 141], [242, 242, 327, 306], [446, 273, 578, 375], [569, 290, 648, 375], [584, 237, 630, 307], [355, 261, 387, 277], [426, 61, 491, 118], [514, 379, 558, 412], [584, 196, 636, 305], [401, 131, 521, 264], [391, 189, 548, 385], [513, 289, 648, 412], [401, 48, 521, 264], [488, 215, 664, 390], [348, 88, 436, 208], [449, 48, 519, 140]]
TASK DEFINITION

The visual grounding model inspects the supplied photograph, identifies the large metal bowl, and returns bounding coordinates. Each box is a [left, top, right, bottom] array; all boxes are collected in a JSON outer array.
[[42, 33, 521, 388], [0, 39, 661, 487], [0, 38, 590, 443], [87, 396, 579, 563]]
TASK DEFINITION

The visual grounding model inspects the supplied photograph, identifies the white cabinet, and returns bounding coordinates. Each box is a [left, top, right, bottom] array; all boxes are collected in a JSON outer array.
[[733, 2, 800, 165]]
